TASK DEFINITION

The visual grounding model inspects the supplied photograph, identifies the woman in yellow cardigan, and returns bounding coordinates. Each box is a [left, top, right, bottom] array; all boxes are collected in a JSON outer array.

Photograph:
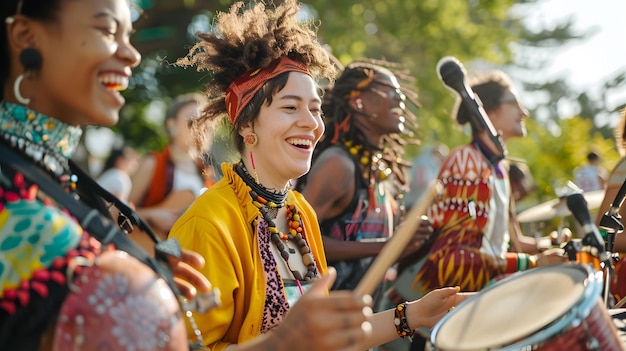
[[169, 1, 468, 350]]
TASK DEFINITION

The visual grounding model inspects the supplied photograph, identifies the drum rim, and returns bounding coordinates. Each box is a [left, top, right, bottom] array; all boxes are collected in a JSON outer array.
[[430, 263, 603, 351]]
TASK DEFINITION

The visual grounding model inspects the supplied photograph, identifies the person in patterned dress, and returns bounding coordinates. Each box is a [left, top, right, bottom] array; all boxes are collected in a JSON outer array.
[[379, 70, 565, 351]]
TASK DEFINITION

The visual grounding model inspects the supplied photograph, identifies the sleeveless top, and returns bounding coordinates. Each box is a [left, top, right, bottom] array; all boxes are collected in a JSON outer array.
[[140, 147, 213, 207], [318, 146, 392, 291], [319, 147, 392, 243]]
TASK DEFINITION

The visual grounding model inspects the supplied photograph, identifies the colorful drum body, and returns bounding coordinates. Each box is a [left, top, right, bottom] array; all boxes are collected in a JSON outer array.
[[431, 263, 621, 351]]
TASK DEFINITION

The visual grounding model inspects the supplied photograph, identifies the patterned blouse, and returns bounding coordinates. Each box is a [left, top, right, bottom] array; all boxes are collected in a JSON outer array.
[[0, 102, 186, 351]]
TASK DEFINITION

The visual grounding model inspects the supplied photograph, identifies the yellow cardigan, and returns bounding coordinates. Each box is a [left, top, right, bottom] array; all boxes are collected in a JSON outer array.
[[169, 163, 328, 350]]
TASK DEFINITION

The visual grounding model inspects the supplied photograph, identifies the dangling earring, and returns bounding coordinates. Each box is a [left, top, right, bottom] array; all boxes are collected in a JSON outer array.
[[355, 98, 364, 110], [244, 132, 258, 147], [14, 47, 42, 105], [249, 151, 259, 184], [13, 75, 29, 105]]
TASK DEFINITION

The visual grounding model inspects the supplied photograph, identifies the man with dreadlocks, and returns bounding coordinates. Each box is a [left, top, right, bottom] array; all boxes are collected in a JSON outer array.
[[298, 60, 431, 299]]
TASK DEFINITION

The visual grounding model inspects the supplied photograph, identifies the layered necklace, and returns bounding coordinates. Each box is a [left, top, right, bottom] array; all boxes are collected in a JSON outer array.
[[0, 102, 82, 193], [234, 163, 318, 283], [343, 139, 392, 183], [342, 139, 394, 213]]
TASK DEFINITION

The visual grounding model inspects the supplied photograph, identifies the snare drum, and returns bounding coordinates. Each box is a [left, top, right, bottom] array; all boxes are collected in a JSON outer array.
[[431, 263, 621, 351]]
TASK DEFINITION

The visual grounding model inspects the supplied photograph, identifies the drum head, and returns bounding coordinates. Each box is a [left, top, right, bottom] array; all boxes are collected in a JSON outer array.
[[432, 264, 592, 351]]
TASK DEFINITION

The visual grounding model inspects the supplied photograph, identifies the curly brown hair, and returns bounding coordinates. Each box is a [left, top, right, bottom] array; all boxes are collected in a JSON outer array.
[[177, 0, 336, 156]]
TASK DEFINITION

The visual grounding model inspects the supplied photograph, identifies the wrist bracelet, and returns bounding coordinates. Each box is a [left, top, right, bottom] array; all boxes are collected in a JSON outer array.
[[394, 301, 415, 342]]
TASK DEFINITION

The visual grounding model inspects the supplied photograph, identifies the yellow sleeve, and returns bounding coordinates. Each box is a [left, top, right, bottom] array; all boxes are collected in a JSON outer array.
[[170, 214, 241, 350]]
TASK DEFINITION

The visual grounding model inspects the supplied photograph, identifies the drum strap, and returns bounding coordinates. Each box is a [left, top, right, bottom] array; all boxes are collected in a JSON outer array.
[[0, 140, 181, 298]]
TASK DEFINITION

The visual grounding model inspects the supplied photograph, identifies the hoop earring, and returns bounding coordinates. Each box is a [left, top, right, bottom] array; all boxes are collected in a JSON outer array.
[[244, 133, 258, 147], [249, 151, 259, 184], [13, 48, 43, 106], [13, 74, 30, 105]]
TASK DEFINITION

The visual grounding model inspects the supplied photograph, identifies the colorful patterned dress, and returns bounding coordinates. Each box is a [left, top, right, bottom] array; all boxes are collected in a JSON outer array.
[[378, 140, 511, 351]]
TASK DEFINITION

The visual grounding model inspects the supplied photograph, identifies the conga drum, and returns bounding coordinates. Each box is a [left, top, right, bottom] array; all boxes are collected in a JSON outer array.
[[431, 263, 621, 350]]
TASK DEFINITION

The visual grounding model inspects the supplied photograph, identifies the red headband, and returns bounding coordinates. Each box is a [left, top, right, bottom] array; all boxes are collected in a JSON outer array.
[[225, 57, 311, 124]]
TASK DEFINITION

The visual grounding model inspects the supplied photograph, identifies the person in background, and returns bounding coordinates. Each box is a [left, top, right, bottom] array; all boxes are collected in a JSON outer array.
[[96, 145, 139, 203], [0, 0, 215, 350], [574, 150, 608, 192], [169, 1, 469, 350], [596, 108, 626, 304], [129, 92, 215, 241], [297, 60, 431, 300], [379, 70, 565, 351], [508, 161, 536, 203]]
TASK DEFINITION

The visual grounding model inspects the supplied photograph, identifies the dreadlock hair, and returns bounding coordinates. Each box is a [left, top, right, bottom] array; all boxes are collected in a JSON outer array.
[[176, 0, 336, 157], [299, 59, 419, 192]]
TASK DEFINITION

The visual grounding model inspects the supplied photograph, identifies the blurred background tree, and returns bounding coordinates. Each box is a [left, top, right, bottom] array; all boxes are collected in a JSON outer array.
[[82, 0, 625, 233]]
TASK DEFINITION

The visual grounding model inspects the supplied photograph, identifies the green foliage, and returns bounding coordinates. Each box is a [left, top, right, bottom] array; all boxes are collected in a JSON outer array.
[[508, 117, 620, 206], [111, 0, 625, 211], [508, 116, 620, 234], [308, 0, 520, 154]]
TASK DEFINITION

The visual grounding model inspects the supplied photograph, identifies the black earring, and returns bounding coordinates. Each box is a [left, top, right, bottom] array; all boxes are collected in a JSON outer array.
[[19, 47, 42, 71]]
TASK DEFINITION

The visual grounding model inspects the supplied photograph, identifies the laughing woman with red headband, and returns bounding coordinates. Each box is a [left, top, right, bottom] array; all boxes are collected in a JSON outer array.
[[169, 1, 469, 350], [0, 0, 216, 350]]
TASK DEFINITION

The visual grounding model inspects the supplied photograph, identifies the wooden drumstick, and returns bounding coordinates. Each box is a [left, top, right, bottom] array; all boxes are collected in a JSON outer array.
[[354, 180, 443, 296]]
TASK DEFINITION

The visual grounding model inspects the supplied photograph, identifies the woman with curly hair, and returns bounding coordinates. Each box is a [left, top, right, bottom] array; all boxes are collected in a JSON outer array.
[[297, 60, 431, 297], [170, 1, 468, 350]]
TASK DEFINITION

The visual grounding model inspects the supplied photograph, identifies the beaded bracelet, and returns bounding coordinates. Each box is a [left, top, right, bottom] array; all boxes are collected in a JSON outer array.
[[394, 302, 415, 342], [504, 253, 537, 274]]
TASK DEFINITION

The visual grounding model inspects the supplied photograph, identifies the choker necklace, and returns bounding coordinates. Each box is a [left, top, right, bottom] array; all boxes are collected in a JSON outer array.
[[234, 162, 287, 218]]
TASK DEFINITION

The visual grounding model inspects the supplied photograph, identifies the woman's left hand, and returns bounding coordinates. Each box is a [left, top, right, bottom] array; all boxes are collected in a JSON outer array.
[[166, 248, 220, 311], [407, 287, 474, 329]]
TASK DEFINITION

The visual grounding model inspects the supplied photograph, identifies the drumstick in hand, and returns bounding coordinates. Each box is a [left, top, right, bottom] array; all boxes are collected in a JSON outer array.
[[354, 180, 443, 296]]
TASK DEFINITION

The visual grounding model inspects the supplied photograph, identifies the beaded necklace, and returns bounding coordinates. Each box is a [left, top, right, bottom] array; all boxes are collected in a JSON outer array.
[[0, 102, 82, 193], [342, 139, 393, 213], [234, 163, 318, 285], [343, 140, 392, 182], [235, 161, 287, 219]]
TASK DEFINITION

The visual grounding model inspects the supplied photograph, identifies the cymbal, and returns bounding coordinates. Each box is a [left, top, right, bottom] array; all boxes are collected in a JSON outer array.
[[517, 190, 605, 223]]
